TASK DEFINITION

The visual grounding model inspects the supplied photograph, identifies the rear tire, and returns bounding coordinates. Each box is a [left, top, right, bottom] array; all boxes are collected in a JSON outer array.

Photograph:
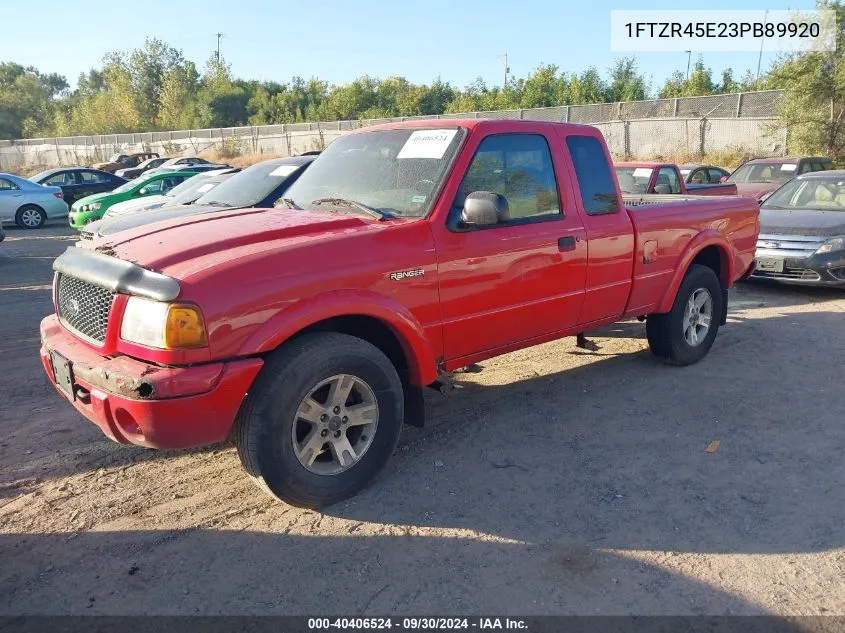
[[16, 205, 46, 229], [646, 264, 723, 365], [235, 332, 404, 508]]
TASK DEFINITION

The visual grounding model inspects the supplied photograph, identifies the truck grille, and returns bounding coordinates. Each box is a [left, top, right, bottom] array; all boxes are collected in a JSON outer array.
[[753, 267, 821, 281], [56, 273, 114, 343]]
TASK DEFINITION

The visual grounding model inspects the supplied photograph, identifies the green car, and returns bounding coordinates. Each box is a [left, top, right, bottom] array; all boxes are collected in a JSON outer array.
[[68, 171, 198, 228]]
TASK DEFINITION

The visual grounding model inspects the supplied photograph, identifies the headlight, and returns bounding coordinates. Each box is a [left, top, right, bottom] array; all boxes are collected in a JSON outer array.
[[816, 236, 845, 254], [120, 296, 208, 349]]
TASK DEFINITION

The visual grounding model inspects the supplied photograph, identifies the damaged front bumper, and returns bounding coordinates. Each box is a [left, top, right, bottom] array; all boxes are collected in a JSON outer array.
[[39, 315, 263, 449]]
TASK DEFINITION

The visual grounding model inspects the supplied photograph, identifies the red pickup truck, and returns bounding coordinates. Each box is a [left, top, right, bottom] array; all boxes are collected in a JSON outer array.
[[615, 162, 738, 197], [40, 120, 759, 508]]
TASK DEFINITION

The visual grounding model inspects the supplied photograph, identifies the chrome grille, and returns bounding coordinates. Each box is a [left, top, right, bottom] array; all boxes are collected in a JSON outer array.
[[753, 267, 821, 281], [79, 229, 94, 241], [755, 234, 825, 259], [56, 273, 114, 343]]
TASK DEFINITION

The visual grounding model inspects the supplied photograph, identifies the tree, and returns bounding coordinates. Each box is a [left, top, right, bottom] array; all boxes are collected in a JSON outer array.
[[767, 0, 845, 154], [520, 64, 566, 108], [0, 63, 67, 139], [570, 67, 607, 104], [606, 57, 648, 102]]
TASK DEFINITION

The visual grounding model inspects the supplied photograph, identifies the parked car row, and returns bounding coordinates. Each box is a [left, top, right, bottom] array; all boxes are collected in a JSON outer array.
[[0, 153, 234, 230]]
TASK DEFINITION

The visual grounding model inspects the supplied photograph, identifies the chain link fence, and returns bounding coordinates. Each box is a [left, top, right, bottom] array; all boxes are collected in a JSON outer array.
[[0, 90, 785, 171]]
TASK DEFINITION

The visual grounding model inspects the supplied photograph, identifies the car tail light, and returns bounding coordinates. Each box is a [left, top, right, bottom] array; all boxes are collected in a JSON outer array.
[[53, 191, 63, 198]]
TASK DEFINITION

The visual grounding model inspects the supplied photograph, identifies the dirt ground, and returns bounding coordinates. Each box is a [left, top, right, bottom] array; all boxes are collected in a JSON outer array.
[[1, 224, 844, 616]]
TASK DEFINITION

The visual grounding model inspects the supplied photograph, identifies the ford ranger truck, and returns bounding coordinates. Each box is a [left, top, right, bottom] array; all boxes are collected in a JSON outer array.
[[40, 120, 760, 508]]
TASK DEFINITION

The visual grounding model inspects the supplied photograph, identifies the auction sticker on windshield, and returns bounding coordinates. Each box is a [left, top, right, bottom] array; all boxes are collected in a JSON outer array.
[[397, 129, 458, 159], [269, 165, 298, 177], [781, 164, 797, 172]]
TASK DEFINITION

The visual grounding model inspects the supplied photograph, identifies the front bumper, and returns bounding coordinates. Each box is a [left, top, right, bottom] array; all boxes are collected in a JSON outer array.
[[39, 315, 264, 449], [69, 209, 101, 229], [750, 251, 845, 287]]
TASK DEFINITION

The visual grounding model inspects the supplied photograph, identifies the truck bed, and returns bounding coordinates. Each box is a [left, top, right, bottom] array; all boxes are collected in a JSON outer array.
[[622, 195, 759, 316]]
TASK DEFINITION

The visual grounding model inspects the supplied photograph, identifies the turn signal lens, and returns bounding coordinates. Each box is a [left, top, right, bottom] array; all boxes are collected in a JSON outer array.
[[164, 305, 207, 349]]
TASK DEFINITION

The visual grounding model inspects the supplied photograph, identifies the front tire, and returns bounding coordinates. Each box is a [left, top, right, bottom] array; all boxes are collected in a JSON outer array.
[[646, 264, 723, 365], [16, 205, 46, 229], [235, 332, 404, 508]]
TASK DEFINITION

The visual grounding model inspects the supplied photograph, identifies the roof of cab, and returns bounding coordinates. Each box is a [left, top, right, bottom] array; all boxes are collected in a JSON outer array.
[[358, 118, 603, 135]]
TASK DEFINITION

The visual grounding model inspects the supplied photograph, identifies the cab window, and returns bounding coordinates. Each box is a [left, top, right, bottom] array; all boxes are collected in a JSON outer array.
[[454, 134, 561, 223], [656, 167, 681, 193], [567, 135, 619, 215]]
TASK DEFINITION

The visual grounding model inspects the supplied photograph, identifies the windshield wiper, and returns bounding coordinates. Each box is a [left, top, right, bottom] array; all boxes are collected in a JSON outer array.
[[201, 201, 231, 208], [311, 198, 395, 220], [276, 198, 300, 209]]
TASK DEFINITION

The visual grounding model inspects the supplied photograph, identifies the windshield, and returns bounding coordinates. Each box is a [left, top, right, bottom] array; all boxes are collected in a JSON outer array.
[[108, 154, 123, 163], [764, 177, 845, 211], [283, 127, 465, 217], [171, 177, 225, 205], [163, 175, 206, 198], [195, 161, 301, 208], [112, 172, 155, 194], [614, 166, 654, 194], [729, 162, 797, 184]]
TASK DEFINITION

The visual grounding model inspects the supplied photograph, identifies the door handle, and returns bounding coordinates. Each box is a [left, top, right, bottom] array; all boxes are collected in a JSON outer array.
[[558, 236, 577, 251]]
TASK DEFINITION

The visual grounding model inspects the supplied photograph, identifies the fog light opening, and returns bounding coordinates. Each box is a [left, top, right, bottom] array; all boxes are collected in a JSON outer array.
[[114, 407, 144, 440]]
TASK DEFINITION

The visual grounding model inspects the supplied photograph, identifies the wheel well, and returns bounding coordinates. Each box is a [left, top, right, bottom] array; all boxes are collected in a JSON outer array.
[[295, 315, 409, 380], [690, 245, 727, 287], [17, 203, 44, 213]]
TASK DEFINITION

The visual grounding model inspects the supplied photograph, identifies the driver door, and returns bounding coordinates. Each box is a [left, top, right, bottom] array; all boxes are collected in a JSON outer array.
[[432, 131, 587, 363]]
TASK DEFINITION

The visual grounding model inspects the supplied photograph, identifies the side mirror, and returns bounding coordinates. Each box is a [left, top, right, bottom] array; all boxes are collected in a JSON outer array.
[[138, 187, 149, 195], [461, 192, 510, 227], [720, 176, 728, 183], [653, 184, 672, 194]]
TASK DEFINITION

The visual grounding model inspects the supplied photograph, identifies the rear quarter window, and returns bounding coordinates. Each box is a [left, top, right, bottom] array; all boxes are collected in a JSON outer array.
[[566, 136, 619, 215]]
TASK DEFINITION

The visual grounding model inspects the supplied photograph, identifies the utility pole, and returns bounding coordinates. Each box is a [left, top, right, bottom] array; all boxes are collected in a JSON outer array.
[[756, 10, 769, 88], [500, 53, 510, 89], [215, 32, 223, 62], [685, 50, 692, 80]]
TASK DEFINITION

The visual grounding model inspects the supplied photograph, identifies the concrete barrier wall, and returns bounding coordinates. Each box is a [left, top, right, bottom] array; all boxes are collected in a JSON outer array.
[[0, 117, 786, 172]]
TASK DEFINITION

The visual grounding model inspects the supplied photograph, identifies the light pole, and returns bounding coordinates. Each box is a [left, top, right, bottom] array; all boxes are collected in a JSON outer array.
[[499, 53, 510, 89], [685, 50, 692, 80], [756, 10, 769, 87]]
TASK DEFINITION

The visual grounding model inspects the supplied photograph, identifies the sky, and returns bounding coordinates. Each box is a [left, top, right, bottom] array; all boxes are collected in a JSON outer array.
[[0, 0, 818, 93]]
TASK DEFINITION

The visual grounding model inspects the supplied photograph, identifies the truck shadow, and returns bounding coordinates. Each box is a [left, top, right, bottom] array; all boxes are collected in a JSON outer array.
[[328, 309, 845, 558], [0, 530, 811, 619], [0, 312, 841, 617]]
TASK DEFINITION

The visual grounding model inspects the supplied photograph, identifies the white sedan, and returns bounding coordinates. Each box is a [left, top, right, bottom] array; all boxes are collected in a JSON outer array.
[[0, 172, 69, 229]]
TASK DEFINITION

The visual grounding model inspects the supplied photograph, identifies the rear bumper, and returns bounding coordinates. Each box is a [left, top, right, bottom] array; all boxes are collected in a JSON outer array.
[[39, 315, 264, 449]]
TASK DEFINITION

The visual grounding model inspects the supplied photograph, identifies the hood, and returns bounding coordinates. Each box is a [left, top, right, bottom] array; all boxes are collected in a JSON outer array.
[[96, 203, 222, 237], [72, 190, 114, 210], [759, 207, 845, 237], [87, 207, 384, 280], [105, 195, 168, 218], [733, 182, 781, 199]]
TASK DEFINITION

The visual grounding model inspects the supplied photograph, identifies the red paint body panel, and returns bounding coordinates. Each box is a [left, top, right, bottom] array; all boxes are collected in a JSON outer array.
[[40, 119, 760, 450]]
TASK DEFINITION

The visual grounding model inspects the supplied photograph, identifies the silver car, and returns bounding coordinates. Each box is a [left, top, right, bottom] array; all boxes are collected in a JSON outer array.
[[0, 172, 69, 229]]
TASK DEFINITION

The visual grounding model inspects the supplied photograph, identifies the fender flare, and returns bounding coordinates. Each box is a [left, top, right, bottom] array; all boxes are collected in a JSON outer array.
[[237, 289, 439, 386], [655, 231, 734, 314]]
